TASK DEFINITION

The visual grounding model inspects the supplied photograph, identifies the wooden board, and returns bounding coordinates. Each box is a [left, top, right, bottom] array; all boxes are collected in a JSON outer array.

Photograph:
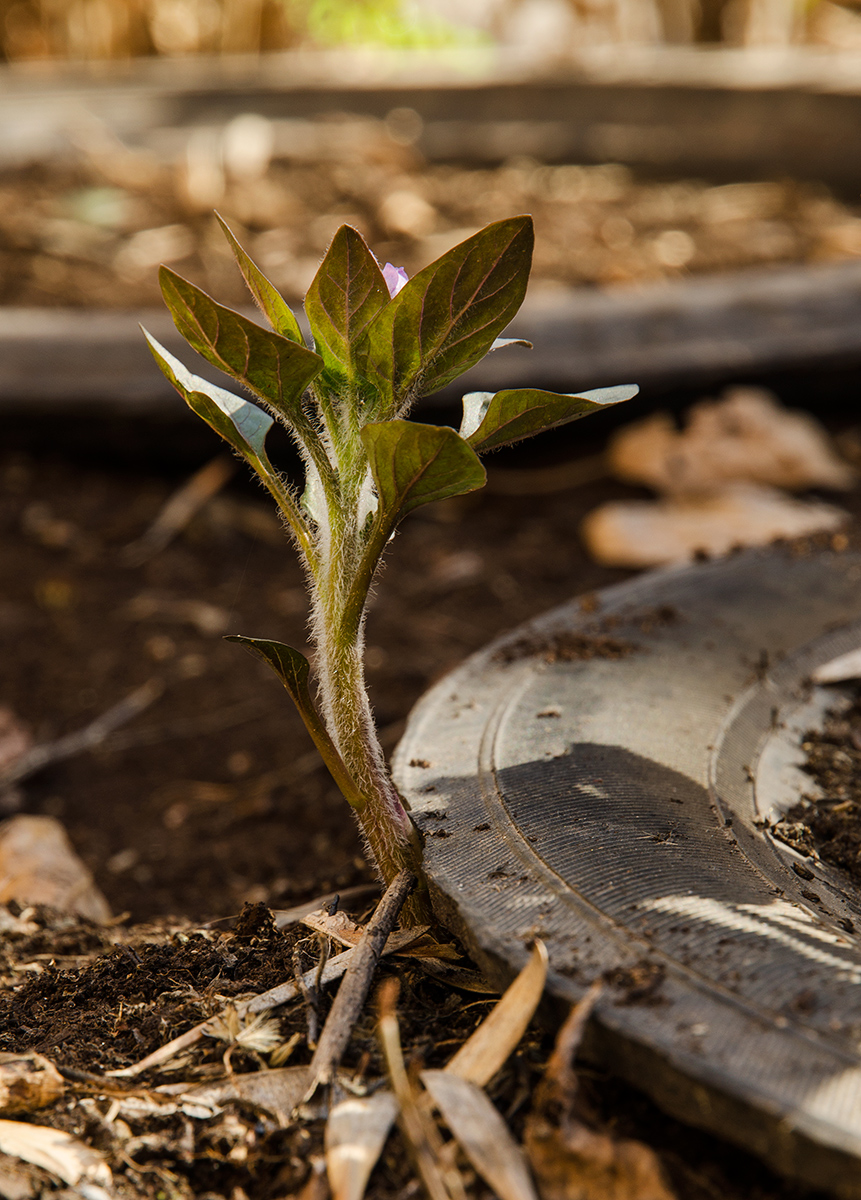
[[4, 258, 861, 413], [6, 46, 861, 186]]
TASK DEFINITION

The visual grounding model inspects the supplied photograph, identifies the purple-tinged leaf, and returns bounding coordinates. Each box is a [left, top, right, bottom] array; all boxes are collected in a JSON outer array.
[[305, 226, 391, 384], [215, 214, 305, 344], [225, 636, 366, 813], [159, 267, 322, 426], [362, 216, 534, 408], [143, 328, 273, 463], [462, 384, 638, 453], [361, 420, 486, 522]]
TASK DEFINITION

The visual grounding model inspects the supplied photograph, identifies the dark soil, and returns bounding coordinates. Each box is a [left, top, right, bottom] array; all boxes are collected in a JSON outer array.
[[794, 693, 861, 884], [1, 425, 857, 1198], [0, 434, 640, 923]]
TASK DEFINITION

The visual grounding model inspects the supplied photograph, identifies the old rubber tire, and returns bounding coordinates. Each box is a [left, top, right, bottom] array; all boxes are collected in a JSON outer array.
[[393, 545, 861, 1195]]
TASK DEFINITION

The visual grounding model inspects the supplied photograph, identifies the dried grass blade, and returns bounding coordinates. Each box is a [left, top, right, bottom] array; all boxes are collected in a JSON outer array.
[[326, 1090, 399, 1200], [445, 940, 548, 1086], [378, 981, 465, 1200], [421, 1069, 539, 1200]]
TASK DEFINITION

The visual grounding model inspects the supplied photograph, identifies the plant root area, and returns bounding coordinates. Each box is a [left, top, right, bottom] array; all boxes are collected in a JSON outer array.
[[0, 437, 853, 1200]]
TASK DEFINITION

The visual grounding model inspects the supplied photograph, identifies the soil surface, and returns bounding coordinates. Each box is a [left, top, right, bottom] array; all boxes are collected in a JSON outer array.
[[1, 421, 856, 1198], [0, 432, 643, 923], [796, 692, 861, 884], [5, 146, 861, 311]]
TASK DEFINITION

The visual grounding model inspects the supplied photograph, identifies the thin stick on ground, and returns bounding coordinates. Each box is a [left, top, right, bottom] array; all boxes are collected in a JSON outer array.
[[121, 454, 236, 565], [0, 679, 165, 791], [307, 868, 416, 1093], [107, 880, 417, 1079]]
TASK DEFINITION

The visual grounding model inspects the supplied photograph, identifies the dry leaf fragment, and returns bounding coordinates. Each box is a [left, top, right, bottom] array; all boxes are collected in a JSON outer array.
[[0, 1119, 111, 1189], [326, 1091, 399, 1200], [609, 389, 855, 495], [0, 815, 111, 923], [581, 484, 846, 568], [445, 940, 548, 1087], [524, 987, 675, 1200], [812, 648, 861, 684], [302, 906, 429, 954], [525, 1118, 676, 1200], [378, 980, 467, 1200], [0, 1054, 64, 1115], [179, 1066, 313, 1126], [421, 1069, 539, 1200]]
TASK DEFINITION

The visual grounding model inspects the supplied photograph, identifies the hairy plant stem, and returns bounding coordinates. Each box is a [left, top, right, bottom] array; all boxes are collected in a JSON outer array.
[[310, 403, 429, 924]]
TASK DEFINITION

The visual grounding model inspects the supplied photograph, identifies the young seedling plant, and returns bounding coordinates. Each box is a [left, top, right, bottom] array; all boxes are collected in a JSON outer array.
[[143, 214, 637, 924]]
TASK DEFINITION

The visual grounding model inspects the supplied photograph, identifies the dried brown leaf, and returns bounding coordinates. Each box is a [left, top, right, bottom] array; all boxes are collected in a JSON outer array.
[[524, 1117, 676, 1200], [524, 986, 675, 1200], [0, 815, 111, 923], [326, 1090, 399, 1200], [445, 941, 548, 1087], [180, 1065, 312, 1126], [302, 907, 429, 952], [0, 1054, 64, 1116], [421, 1069, 539, 1200]]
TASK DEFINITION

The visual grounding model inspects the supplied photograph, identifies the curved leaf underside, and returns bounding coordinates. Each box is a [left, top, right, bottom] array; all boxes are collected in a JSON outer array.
[[159, 267, 323, 426], [462, 384, 640, 453]]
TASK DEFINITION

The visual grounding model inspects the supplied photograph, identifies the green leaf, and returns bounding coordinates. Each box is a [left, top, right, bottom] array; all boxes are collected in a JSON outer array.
[[462, 384, 639, 453], [361, 420, 486, 522], [305, 225, 390, 382], [159, 267, 323, 425], [361, 216, 534, 407], [143, 328, 273, 461], [225, 636, 366, 812], [216, 213, 305, 344]]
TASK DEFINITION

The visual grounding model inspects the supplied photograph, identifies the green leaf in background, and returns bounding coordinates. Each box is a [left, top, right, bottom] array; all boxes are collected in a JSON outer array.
[[362, 216, 534, 408], [225, 636, 366, 812], [143, 329, 274, 462], [361, 420, 486, 523], [305, 225, 391, 383], [159, 267, 323, 425], [216, 214, 305, 345], [461, 384, 640, 453]]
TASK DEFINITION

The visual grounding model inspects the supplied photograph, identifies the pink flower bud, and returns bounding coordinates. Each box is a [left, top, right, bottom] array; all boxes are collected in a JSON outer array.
[[382, 263, 409, 297]]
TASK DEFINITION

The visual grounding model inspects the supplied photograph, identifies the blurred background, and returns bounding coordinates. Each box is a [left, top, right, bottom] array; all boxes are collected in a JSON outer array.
[[4, 0, 861, 59], [3, 0, 861, 929]]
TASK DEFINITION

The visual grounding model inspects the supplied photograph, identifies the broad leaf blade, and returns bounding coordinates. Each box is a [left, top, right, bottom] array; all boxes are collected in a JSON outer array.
[[464, 384, 639, 453], [361, 420, 486, 521], [216, 213, 305, 344], [159, 267, 323, 424], [143, 329, 273, 461], [225, 636, 366, 812], [226, 636, 312, 705], [362, 216, 534, 406], [305, 225, 390, 382]]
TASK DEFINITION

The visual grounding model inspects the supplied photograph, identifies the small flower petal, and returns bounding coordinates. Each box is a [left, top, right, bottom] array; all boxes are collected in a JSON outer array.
[[382, 263, 409, 297]]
